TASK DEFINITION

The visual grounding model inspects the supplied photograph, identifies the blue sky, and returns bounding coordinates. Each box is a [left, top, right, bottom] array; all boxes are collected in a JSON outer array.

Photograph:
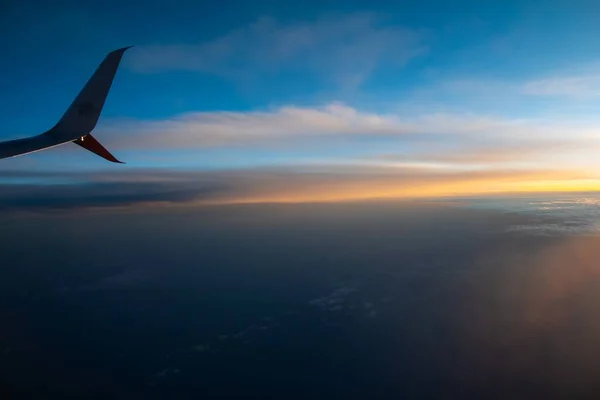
[[2, 0, 600, 204]]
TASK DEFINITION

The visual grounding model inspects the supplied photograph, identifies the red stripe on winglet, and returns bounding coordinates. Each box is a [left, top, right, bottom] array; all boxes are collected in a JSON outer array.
[[74, 134, 124, 164]]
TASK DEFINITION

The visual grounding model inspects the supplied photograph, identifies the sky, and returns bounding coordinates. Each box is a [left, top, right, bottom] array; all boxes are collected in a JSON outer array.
[[7, 3, 600, 397], [2, 0, 600, 208]]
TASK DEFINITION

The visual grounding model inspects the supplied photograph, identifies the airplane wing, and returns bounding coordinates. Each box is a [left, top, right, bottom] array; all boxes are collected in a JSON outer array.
[[0, 46, 132, 163]]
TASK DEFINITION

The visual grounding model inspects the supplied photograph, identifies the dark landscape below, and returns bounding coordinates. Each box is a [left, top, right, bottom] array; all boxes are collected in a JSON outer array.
[[2, 199, 600, 399]]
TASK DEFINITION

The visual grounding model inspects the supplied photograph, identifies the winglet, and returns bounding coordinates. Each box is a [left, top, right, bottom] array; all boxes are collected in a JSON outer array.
[[0, 47, 133, 162], [74, 134, 125, 164], [50, 46, 134, 140]]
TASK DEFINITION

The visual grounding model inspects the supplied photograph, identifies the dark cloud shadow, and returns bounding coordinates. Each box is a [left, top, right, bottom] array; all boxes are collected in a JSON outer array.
[[0, 180, 228, 212]]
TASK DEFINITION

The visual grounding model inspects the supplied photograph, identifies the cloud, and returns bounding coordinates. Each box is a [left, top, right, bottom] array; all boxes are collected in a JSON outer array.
[[523, 75, 600, 98], [506, 223, 597, 236], [190, 317, 279, 354], [0, 166, 591, 213], [309, 286, 382, 318], [4, 104, 599, 211], [127, 13, 427, 89], [434, 72, 600, 101], [100, 102, 419, 148], [378, 139, 591, 166], [0, 179, 229, 212], [309, 286, 357, 312], [498, 197, 600, 236], [230, 317, 279, 342], [97, 102, 600, 152]]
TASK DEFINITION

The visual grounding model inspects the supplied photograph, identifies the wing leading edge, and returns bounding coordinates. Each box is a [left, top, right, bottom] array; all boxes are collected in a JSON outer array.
[[0, 46, 132, 163]]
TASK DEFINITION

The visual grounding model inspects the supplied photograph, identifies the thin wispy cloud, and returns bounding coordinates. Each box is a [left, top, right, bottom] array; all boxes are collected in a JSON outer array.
[[378, 139, 594, 167], [420, 70, 600, 103], [96, 102, 600, 151], [523, 75, 600, 99], [127, 13, 427, 90]]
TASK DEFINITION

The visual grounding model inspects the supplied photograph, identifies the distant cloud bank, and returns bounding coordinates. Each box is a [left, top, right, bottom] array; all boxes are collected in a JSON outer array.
[[0, 166, 591, 213]]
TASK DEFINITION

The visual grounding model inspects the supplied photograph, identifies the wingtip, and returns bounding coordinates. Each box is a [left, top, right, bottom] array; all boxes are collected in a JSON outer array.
[[111, 46, 135, 55]]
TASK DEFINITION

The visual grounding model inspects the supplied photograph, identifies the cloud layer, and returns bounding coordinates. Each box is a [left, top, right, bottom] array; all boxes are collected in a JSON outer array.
[[98, 101, 600, 151], [4, 99, 600, 212], [127, 13, 427, 89], [0, 165, 593, 212]]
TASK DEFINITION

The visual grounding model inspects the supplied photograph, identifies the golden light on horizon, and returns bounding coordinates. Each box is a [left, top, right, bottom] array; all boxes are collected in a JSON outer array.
[[193, 171, 600, 206]]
